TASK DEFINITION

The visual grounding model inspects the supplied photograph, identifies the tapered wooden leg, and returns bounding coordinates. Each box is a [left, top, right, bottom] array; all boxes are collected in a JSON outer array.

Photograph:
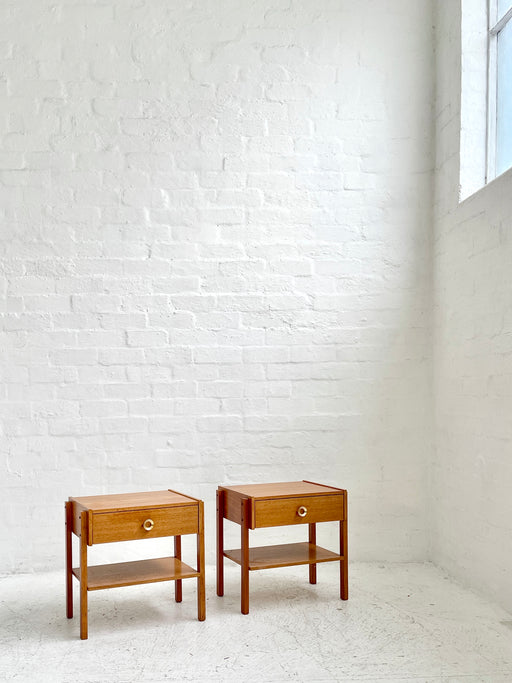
[[174, 535, 182, 603], [65, 501, 73, 618], [216, 489, 224, 597], [197, 501, 206, 621], [308, 523, 317, 585], [241, 498, 250, 615], [80, 512, 88, 640], [340, 492, 348, 600]]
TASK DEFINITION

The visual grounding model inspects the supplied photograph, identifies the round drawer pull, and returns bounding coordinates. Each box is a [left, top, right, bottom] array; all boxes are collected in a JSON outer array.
[[297, 506, 308, 518], [143, 518, 154, 531]]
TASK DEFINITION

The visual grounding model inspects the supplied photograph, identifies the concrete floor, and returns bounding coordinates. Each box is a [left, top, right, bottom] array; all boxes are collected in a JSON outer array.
[[1, 562, 512, 682]]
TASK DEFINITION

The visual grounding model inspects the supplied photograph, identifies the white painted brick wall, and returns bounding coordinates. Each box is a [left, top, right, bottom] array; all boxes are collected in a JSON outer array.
[[0, 0, 433, 573], [434, 1, 512, 613]]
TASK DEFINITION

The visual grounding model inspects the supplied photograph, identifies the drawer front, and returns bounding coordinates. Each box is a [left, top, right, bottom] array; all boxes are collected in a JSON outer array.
[[254, 494, 343, 528], [92, 505, 198, 544]]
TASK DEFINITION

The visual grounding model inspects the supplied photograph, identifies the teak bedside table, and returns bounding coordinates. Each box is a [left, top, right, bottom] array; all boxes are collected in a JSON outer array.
[[65, 489, 205, 639], [216, 480, 348, 614]]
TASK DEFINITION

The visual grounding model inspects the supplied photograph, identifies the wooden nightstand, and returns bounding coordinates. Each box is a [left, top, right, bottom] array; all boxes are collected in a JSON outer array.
[[216, 480, 348, 614], [65, 489, 205, 639]]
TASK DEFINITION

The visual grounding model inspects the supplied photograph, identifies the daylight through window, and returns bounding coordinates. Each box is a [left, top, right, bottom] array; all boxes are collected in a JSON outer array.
[[489, 0, 512, 178]]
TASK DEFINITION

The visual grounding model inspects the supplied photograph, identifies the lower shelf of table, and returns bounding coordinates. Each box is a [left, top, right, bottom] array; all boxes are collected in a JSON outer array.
[[72, 556, 199, 590], [223, 542, 343, 571]]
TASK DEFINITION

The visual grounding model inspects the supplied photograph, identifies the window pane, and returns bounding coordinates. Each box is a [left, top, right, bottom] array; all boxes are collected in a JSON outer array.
[[498, 0, 512, 19], [496, 19, 512, 176]]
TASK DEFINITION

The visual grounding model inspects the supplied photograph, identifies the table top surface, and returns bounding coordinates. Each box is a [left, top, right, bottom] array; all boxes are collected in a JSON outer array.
[[218, 480, 343, 499], [69, 489, 198, 512]]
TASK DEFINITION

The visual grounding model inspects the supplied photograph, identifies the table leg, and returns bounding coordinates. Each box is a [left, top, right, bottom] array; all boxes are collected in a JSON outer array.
[[80, 512, 88, 640], [65, 501, 73, 619], [197, 501, 206, 621], [340, 493, 348, 600], [241, 498, 250, 615], [216, 489, 224, 597], [174, 535, 182, 603], [308, 523, 317, 585]]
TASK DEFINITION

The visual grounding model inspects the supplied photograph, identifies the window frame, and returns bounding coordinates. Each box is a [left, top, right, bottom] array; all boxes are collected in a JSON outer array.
[[487, 0, 512, 181]]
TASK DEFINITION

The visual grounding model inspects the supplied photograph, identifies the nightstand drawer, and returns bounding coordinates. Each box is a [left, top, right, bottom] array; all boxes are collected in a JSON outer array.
[[254, 494, 343, 528], [92, 505, 198, 544]]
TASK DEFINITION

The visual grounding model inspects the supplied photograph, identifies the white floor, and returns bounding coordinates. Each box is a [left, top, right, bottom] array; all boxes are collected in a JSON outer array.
[[1, 562, 512, 682]]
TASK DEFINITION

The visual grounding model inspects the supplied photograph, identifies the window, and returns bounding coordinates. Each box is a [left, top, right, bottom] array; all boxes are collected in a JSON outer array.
[[458, 0, 511, 199], [459, 0, 488, 200], [488, 0, 512, 179]]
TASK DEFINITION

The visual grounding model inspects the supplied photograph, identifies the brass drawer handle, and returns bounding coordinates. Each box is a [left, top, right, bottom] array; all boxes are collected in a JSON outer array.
[[297, 506, 308, 518], [143, 519, 154, 531]]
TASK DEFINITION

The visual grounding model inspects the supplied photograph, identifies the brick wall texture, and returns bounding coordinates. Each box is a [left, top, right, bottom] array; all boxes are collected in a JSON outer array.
[[434, 1, 512, 613], [0, 0, 433, 571]]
